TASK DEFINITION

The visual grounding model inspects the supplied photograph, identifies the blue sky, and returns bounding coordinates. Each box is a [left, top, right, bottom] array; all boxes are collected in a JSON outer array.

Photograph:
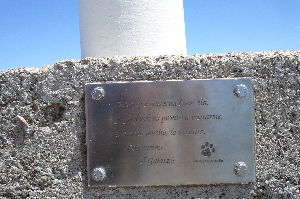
[[0, 0, 299, 71]]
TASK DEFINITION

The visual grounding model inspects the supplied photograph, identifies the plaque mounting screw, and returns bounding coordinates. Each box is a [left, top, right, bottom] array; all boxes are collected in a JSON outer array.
[[234, 84, 248, 98], [91, 87, 105, 100], [234, 162, 249, 176], [92, 167, 106, 181]]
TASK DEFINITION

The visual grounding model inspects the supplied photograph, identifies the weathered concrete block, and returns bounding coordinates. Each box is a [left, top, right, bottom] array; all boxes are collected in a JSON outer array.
[[0, 51, 299, 198]]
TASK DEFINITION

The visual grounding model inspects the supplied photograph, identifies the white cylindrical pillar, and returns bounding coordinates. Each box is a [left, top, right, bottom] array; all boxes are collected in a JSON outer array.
[[78, 0, 187, 58]]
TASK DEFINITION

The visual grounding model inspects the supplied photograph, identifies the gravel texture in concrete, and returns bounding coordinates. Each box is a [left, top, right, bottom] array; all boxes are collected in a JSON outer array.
[[0, 51, 299, 198]]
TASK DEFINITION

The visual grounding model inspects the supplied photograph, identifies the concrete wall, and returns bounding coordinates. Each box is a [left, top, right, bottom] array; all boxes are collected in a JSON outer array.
[[0, 51, 299, 198]]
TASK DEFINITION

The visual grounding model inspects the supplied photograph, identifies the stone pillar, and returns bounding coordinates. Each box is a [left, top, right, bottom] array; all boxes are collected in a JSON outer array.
[[78, 0, 187, 58], [0, 51, 300, 197]]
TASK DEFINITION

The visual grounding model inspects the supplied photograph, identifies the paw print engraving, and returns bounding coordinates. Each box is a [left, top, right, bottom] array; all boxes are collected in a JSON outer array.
[[201, 142, 215, 157]]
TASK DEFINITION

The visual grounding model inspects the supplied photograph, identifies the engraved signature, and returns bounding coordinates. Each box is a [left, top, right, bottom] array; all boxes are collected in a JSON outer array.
[[142, 157, 175, 166]]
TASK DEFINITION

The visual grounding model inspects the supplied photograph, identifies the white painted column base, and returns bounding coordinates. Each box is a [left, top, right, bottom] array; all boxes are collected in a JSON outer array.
[[78, 0, 187, 58]]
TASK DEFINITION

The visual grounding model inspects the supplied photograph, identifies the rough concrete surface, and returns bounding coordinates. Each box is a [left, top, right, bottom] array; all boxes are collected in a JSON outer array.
[[0, 51, 299, 198]]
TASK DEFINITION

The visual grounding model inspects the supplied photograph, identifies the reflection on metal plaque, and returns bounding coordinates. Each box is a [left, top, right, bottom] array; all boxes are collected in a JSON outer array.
[[85, 78, 255, 187]]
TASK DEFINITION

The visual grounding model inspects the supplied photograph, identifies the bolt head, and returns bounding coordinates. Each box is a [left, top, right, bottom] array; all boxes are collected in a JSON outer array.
[[92, 167, 106, 181], [234, 162, 249, 176], [91, 87, 105, 100], [234, 84, 248, 98]]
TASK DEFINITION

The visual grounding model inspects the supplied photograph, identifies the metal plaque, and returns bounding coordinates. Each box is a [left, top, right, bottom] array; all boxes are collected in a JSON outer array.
[[85, 78, 255, 187]]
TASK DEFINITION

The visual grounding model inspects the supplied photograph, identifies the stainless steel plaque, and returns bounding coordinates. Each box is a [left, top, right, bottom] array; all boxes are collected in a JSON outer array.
[[85, 78, 255, 187]]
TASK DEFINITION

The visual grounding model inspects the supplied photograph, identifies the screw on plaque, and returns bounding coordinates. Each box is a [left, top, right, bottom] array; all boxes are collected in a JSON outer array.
[[234, 84, 248, 98], [234, 162, 249, 176], [92, 167, 106, 181], [91, 87, 105, 100]]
